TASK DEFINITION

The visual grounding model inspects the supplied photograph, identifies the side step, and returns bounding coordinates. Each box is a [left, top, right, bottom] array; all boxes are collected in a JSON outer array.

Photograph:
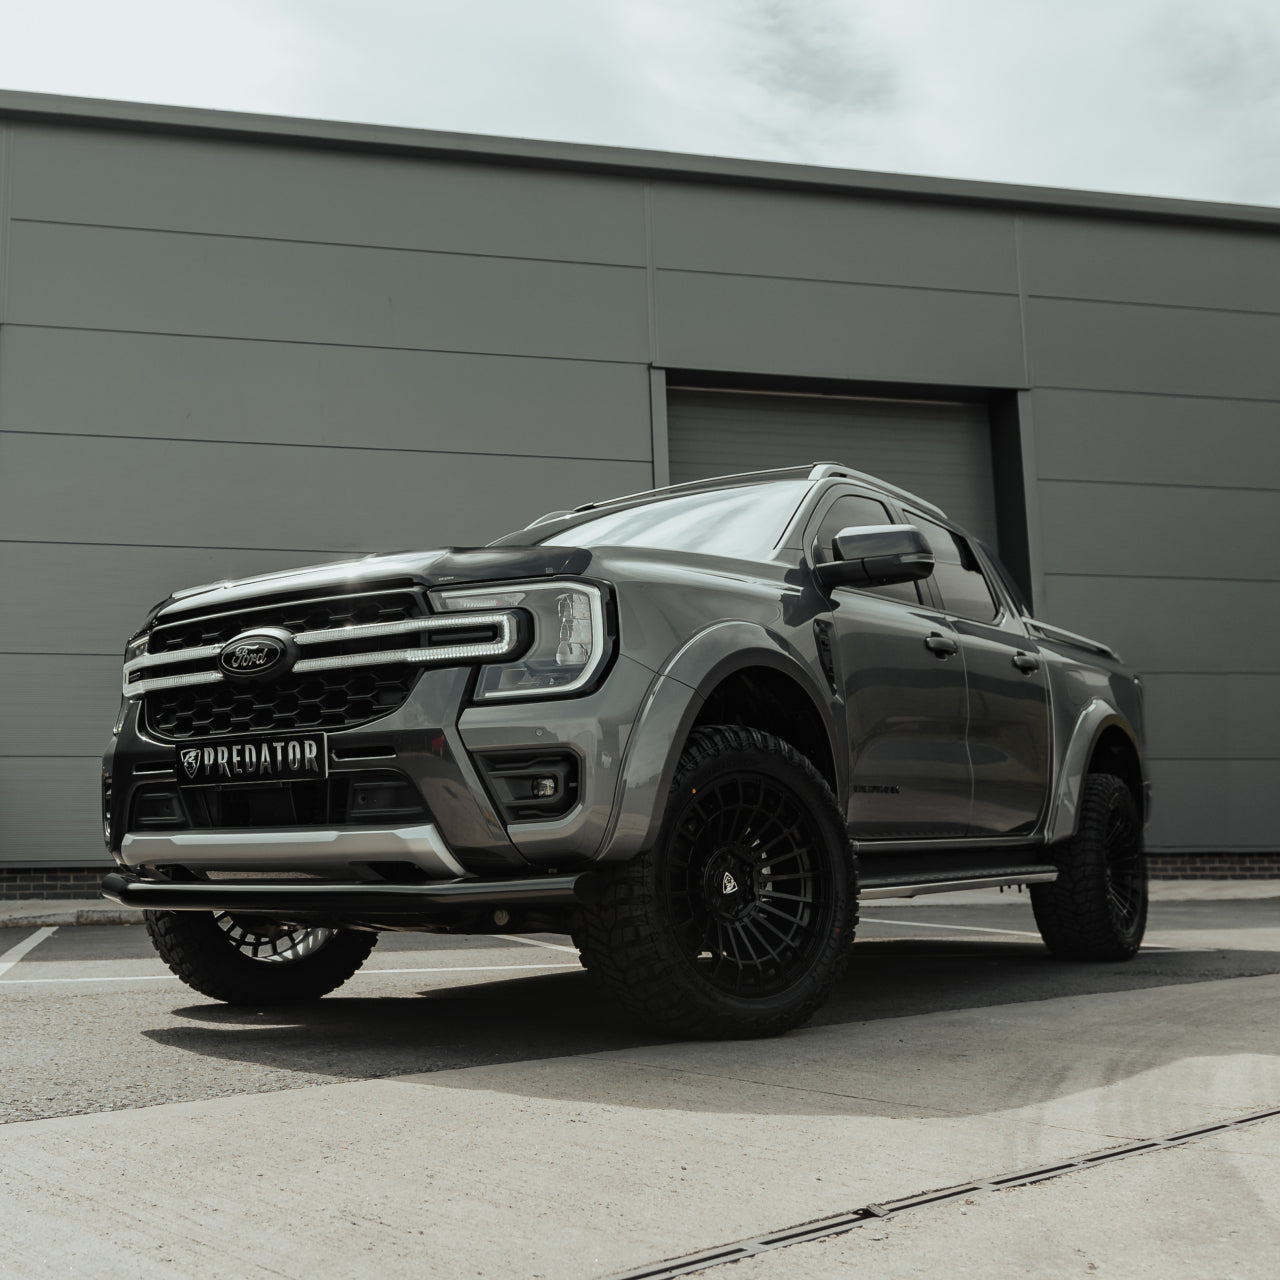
[[861, 869, 1057, 900], [859, 858, 1058, 901]]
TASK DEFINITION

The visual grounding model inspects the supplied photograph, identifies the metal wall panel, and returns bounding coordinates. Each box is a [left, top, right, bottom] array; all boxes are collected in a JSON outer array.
[[1026, 296, 1280, 399], [1036, 481, 1280, 578], [0, 543, 347, 655], [0, 759, 104, 866], [0, 655, 119, 757], [1029, 389, 1280, 488], [1020, 213, 1280, 313], [652, 182, 1019, 292], [1143, 673, 1280, 760], [12, 125, 648, 265], [0, 433, 651, 552], [654, 270, 1025, 386], [666, 389, 999, 548], [7, 222, 650, 361], [1146, 760, 1280, 850], [0, 327, 652, 459], [1039, 576, 1280, 675]]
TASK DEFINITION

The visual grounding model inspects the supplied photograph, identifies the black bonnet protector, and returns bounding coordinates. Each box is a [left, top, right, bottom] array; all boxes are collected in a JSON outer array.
[[150, 546, 592, 623]]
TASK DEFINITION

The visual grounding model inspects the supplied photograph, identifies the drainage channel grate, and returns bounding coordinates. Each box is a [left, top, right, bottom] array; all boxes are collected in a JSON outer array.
[[600, 1105, 1280, 1280]]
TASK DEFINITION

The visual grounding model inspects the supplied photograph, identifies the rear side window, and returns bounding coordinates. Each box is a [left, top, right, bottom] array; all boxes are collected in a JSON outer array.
[[911, 515, 998, 622], [814, 493, 920, 605]]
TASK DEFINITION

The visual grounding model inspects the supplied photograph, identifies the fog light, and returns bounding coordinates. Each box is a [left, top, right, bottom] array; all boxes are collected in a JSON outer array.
[[531, 776, 559, 799]]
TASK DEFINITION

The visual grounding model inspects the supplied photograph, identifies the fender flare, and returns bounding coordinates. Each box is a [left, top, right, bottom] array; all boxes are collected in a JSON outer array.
[[1044, 698, 1143, 844], [594, 621, 842, 863]]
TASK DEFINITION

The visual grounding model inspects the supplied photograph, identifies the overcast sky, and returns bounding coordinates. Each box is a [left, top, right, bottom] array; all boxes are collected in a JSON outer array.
[[2, 0, 1277, 207]]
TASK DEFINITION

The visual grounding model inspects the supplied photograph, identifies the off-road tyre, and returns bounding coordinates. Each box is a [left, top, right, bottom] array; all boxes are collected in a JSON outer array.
[[1031, 771, 1147, 961], [145, 910, 378, 1004], [578, 725, 857, 1038]]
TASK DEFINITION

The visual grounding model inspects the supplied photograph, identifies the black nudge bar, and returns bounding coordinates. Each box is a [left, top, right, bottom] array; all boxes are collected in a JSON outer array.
[[101, 871, 599, 914]]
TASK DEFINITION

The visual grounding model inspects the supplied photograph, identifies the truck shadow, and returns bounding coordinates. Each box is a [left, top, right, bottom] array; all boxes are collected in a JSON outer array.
[[144, 935, 1280, 1117]]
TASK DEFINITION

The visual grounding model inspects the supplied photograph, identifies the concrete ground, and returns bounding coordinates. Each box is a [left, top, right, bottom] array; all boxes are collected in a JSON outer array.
[[1, 890, 1277, 1279]]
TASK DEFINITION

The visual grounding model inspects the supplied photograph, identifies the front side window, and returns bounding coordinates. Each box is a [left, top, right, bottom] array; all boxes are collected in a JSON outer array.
[[911, 514, 998, 622], [539, 480, 811, 559]]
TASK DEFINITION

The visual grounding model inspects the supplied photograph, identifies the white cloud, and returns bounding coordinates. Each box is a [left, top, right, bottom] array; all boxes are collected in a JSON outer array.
[[0, 0, 1276, 205]]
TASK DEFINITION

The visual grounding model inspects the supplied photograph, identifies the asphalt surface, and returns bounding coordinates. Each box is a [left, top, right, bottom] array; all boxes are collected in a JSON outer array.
[[2, 895, 1277, 1278], [3, 898, 1277, 1126]]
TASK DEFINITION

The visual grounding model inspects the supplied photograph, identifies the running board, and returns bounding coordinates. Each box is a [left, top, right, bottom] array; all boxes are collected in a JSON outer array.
[[860, 866, 1058, 900]]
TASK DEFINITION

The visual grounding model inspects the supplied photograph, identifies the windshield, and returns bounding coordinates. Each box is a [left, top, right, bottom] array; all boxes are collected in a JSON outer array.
[[539, 480, 812, 558]]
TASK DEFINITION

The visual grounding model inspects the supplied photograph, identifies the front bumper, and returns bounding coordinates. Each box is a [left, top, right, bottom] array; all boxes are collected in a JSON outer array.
[[102, 869, 594, 916]]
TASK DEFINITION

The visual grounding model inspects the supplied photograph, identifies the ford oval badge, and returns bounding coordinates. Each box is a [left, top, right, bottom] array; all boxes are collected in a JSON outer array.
[[217, 628, 294, 681]]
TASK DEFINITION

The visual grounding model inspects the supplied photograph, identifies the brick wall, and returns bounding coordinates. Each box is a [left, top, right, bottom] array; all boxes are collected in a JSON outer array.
[[1145, 853, 1280, 880], [0, 868, 111, 900]]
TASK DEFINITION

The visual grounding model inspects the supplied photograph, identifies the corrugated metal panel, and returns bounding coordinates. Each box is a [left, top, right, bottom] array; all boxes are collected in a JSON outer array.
[[667, 389, 998, 547]]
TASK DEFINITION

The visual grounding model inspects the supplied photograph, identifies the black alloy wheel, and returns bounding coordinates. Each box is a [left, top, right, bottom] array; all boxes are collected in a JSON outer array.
[[664, 771, 827, 998], [215, 913, 335, 962], [579, 725, 856, 1038]]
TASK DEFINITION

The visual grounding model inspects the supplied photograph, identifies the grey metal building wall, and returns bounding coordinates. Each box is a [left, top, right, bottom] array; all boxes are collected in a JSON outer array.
[[0, 116, 656, 865], [0, 92, 1276, 866]]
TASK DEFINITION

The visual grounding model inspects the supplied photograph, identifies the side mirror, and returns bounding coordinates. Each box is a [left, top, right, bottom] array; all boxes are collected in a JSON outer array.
[[814, 525, 935, 590]]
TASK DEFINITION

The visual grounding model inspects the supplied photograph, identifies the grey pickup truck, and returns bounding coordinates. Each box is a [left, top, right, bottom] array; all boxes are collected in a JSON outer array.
[[103, 463, 1149, 1037]]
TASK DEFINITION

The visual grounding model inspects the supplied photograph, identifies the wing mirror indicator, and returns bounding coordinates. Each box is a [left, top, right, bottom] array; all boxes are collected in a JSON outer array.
[[814, 524, 935, 590]]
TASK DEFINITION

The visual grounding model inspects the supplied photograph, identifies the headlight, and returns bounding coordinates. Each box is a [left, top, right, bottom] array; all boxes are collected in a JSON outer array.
[[429, 581, 611, 701], [121, 632, 150, 700]]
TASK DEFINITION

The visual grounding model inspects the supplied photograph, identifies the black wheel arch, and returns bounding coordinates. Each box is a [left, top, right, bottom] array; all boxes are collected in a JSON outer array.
[[596, 626, 845, 866], [1087, 723, 1145, 814]]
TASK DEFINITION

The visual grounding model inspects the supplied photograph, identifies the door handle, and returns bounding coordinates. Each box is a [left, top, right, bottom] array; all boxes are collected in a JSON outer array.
[[924, 632, 958, 658], [1012, 651, 1040, 674]]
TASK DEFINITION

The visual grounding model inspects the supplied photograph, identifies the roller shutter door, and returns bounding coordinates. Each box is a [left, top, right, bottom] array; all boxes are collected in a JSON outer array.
[[667, 389, 999, 548]]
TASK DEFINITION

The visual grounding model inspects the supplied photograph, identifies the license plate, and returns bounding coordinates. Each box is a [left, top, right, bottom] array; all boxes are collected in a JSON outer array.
[[175, 734, 328, 786]]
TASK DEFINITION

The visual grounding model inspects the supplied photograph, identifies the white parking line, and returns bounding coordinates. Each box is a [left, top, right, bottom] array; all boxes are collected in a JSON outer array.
[[865, 916, 1043, 939], [0, 926, 58, 976], [503, 934, 579, 954], [863, 915, 1182, 950], [0, 961, 577, 987]]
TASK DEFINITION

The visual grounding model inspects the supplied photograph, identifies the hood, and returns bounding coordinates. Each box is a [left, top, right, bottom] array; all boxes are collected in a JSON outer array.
[[150, 545, 592, 623]]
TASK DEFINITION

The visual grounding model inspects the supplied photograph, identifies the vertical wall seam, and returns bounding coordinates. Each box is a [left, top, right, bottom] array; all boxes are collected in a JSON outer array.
[[0, 125, 12, 331], [1012, 213, 1031, 388], [0, 125, 11, 318], [649, 368, 669, 488], [1011, 213, 1046, 610], [643, 182, 667, 486], [643, 182, 659, 366]]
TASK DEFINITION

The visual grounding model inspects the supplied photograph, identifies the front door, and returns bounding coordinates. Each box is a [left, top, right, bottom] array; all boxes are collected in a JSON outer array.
[[811, 490, 973, 840], [831, 591, 973, 839]]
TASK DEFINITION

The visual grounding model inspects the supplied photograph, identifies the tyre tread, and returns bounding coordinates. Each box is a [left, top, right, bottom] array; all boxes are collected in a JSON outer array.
[[145, 910, 377, 1004], [579, 725, 858, 1038], [1031, 772, 1147, 962]]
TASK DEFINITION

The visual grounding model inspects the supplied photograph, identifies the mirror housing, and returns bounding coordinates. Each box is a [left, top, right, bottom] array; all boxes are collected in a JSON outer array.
[[814, 524, 935, 590]]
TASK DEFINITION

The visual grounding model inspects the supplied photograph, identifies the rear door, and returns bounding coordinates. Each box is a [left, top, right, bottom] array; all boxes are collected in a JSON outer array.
[[812, 490, 971, 840], [907, 512, 1052, 838]]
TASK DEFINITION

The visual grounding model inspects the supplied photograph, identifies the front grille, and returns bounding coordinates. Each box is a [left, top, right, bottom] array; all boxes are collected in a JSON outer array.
[[146, 664, 419, 740], [144, 588, 424, 741]]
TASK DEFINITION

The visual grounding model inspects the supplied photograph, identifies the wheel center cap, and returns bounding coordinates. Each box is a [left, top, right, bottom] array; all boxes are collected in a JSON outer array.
[[704, 850, 755, 922]]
